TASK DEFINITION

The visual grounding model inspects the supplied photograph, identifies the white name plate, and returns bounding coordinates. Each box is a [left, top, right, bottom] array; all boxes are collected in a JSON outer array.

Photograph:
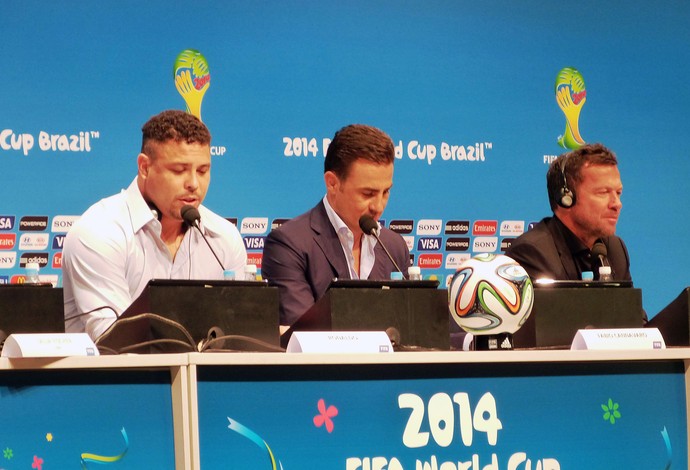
[[571, 328, 665, 351], [287, 331, 393, 353], [1, 333, 100, 358]]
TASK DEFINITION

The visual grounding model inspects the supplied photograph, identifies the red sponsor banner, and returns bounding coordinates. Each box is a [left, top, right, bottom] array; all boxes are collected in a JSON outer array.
[[11, 274, 28, 284], [53, 252, 63, 269], [472, 220, 497, 236], [418, 253, 443, 269], [0, 233, 16, 250], [247, 252, 263, 269]]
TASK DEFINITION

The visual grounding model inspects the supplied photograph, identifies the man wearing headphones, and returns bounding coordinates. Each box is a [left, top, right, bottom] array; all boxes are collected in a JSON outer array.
[[505, 143, 632, 282]]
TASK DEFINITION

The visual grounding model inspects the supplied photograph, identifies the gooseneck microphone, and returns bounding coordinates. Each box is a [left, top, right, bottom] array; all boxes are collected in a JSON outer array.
[[181, 205, 225, 271], [592, 241, 610, 267], [358, 215, 407, 279]]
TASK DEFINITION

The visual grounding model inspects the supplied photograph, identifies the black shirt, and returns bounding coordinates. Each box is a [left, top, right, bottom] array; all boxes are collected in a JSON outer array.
[[552, 216, 604, 279]]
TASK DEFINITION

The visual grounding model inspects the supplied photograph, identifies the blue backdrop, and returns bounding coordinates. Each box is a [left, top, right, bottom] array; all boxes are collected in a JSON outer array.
[[1, 1, 689, 317]]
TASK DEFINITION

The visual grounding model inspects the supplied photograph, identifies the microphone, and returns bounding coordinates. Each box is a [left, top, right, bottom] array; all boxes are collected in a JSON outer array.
[[385, 327, 401, 348], [358, 215, 407, 279], [181, 205, 225, 271], [592, 241, 610, 267]]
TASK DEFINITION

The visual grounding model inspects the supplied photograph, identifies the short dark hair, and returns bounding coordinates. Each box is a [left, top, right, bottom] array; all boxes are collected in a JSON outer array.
[[324, 124, 395, 178], [547, 143, 618, 211], [141, 110, 211, 155]]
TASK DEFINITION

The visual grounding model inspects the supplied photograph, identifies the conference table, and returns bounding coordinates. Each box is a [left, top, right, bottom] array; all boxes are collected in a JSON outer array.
[[2, 348, 689, 469]]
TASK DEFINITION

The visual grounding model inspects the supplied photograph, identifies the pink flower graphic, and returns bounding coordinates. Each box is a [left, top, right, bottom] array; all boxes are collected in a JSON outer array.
[[313, 398, 338, 433], [32, 455, 44, 470]]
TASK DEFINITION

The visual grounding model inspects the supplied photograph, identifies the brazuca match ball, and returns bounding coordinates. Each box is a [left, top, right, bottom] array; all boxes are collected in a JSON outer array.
[[448, 253, 534, 335]]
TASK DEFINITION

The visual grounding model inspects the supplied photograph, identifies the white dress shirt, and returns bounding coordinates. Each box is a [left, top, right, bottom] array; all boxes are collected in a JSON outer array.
[[62, 178, 246, 339], [322, 196, 377, 280]]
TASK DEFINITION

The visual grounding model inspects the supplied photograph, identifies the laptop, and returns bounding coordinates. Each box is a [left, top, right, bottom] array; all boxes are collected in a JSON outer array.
[[512, 281, 644, 349], [0, 284, 65, 351], [95, 279, 280, 353]]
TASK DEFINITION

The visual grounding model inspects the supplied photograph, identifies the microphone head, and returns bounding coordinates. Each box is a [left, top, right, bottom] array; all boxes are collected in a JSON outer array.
[[181, 205, 201, 227], [358, 215, 379, 236], [592, 241, 608, 258], [385, 327, 401, 347]]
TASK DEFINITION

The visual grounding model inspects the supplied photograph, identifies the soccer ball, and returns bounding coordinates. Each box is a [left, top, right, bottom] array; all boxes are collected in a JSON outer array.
[[448, 253, 534, 335]]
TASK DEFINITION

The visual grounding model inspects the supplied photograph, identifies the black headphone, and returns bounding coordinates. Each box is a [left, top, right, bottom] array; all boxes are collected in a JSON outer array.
[[146, 200, 163, 220], [557, 154, 576, 208]]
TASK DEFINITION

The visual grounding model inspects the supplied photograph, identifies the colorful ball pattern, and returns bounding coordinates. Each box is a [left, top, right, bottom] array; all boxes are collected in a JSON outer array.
[[448, 253, 534, 335]]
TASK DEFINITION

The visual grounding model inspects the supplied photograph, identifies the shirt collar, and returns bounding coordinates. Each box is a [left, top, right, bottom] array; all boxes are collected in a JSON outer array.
[[124, 177, 224, 237], [322, 195, 378, 279], [323, 195, 351, 237], [125, 178, 157, 233]]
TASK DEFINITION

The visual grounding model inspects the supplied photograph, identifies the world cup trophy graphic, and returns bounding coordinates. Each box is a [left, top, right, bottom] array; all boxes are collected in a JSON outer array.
[[174, 49, 210, 121], [555, 66, 587, 149]]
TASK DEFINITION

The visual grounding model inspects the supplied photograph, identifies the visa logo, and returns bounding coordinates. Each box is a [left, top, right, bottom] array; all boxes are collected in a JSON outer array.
[[53, 234, 66, 249], [0, 216, 15, 230], [417, 237, 442, 251], [243, 236, 265, 250]]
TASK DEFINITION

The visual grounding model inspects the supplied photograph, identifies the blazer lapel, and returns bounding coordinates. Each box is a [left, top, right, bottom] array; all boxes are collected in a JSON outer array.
[[369, 240, 391, 279], [547, 218, 580, 280], [311, 202, 351, 279]]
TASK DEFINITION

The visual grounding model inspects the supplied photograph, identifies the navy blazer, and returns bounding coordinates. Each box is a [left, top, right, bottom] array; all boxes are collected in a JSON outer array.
[[262, 201, 410, 326], [505, 216, 632, 282]]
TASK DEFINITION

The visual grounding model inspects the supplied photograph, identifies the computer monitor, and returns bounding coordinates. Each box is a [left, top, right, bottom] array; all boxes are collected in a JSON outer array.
[[646, 287, 690, 346], [283, 278, 450, 350], [95, 279, 280, 353], [0, 284, 65, 351], [513, 281, 644, 349]]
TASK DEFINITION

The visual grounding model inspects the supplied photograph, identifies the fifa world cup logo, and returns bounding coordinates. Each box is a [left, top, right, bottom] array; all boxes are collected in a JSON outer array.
[[555, 67, 586, 149], [174, 49, 210, 121]]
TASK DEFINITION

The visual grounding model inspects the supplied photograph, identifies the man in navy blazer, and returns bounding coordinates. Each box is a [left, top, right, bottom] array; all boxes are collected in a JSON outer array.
[[262, 124, 410, 327], [506, 143, 632, 282]]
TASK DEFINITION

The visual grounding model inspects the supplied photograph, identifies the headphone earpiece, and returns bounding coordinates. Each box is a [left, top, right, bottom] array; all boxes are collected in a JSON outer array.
[[146, 200, 163, 221], [557, 156, 576, 208], [558, 185, 575, 208]]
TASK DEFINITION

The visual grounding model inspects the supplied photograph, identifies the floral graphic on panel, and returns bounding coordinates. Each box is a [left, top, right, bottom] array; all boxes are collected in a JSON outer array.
[[601, 398, 621, 424], [313, 398, 339, 434]]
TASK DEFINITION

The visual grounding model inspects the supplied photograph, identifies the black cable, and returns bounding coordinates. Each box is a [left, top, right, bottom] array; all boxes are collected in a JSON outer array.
[[199, 334, 285, 353], [95, 312, 197, 354]]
